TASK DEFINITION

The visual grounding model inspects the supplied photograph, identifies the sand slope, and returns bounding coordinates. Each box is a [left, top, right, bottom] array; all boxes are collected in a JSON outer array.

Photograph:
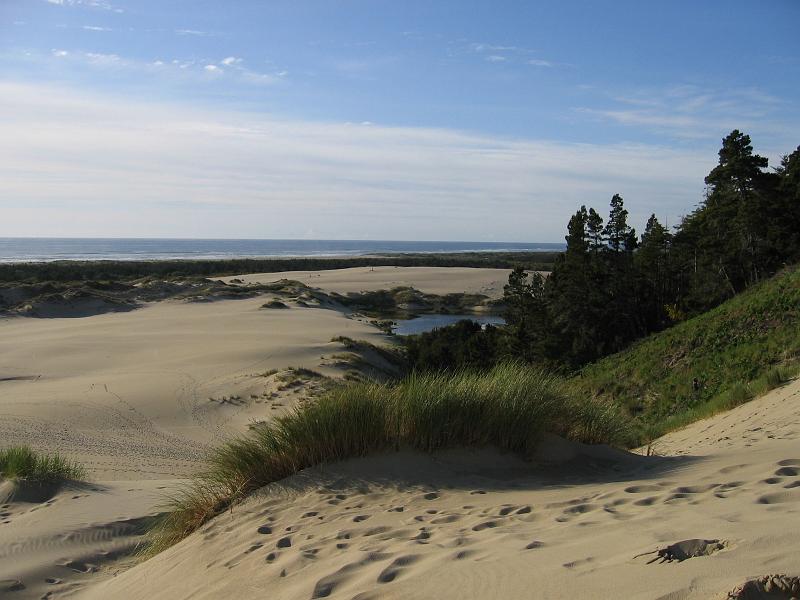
[[82, 378, 800, 600], [0, 296, 386, 481]]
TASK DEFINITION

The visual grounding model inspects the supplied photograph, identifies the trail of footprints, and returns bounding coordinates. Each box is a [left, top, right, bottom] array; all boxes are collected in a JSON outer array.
[[211, 458, 800, 599]]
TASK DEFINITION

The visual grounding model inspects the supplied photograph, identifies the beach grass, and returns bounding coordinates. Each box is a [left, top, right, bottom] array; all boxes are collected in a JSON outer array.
[[0, 446, 86, 483], [145, 362, 629, 553]]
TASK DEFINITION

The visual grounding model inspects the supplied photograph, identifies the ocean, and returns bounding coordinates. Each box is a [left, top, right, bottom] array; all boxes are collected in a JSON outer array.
[[0, 238, 563, 263]]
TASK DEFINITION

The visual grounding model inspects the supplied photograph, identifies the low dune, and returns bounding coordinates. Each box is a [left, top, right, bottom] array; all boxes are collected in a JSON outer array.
[[220, 266, 512, 299], [78, 377, 800, 600]]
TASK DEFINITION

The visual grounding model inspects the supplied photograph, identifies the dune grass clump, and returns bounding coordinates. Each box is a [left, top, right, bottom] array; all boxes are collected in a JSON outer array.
[[0, 446, 86, 483], [146, 362, 628, 553]]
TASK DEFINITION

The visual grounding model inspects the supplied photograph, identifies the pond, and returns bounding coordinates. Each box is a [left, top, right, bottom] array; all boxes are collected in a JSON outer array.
[[391, 314, 506, 336]]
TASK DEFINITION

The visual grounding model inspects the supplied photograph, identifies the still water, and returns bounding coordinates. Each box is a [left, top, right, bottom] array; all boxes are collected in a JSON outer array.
[[391, 314, 505, 336]]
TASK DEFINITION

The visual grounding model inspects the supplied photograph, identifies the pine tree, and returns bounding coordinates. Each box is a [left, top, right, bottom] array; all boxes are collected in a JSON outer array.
[[703, 130, 769, 288], [586, 208, 605, 255], [502, 267, 547, 362], [635, 214, 672, 329]]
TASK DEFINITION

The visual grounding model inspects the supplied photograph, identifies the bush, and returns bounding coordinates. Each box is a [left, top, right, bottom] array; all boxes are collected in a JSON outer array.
[[404, 320, 505, 372], [0, 446, 86, 482], [146, 362, 629, 552]]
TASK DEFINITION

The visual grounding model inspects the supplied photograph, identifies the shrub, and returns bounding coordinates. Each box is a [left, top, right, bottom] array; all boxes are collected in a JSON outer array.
[[0, 446, 86, 482]]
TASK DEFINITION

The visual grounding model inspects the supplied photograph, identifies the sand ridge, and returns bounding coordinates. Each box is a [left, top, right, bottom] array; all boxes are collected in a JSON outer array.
[[81, 378, 800, 600]]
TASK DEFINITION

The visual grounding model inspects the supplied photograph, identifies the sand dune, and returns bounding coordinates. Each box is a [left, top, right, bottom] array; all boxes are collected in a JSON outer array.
[[2, 266, 798, 599], [0, 296, 386, 480], [220, 266, 512, 299], [81, 378, 800, 600]]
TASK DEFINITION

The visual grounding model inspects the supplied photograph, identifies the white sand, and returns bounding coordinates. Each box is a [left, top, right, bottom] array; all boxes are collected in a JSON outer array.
[[80, 378, 800, 600]]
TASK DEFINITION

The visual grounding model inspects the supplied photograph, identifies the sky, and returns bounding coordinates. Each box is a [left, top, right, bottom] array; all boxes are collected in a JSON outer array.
[[0, 0, 798, 242]]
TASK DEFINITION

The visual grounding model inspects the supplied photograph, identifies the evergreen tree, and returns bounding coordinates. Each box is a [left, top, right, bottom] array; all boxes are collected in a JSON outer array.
[[586, 208, 605, 255], [635, 214, 672, 329], [603, 194, 637, 254], [502, 267, 547, 362], [703, 130, 769, 289]]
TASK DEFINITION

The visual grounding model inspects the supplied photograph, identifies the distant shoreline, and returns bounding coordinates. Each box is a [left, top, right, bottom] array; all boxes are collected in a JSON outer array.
[[0, 238, 564, 264], [0, 252, 559, 283]]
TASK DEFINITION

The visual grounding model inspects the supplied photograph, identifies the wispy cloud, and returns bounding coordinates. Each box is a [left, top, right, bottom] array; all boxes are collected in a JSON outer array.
[[0, 82, 714, 239], [45, 0, 122, 13], [175, 29, 210, 37], [45, 49, 285, 85], [82, 25, 112, 31], [467, 41, 556, 69], [576, 85, 797, 148]]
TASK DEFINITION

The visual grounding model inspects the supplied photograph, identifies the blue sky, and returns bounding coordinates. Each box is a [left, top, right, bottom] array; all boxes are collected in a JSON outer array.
[[1, 0, 798, 240]]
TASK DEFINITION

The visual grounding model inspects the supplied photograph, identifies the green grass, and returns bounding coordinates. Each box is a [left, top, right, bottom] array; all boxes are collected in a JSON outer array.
[[578, 264, 800, 444], [145, 362, 629, 553], [0, 446, 86, 483]]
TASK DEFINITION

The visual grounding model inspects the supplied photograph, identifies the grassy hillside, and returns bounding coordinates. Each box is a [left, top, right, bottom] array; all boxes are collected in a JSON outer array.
[[579, 264, 800, 444]]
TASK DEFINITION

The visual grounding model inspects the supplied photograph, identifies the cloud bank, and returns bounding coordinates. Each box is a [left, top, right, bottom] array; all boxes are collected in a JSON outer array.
[[0, 82, 715, 240]]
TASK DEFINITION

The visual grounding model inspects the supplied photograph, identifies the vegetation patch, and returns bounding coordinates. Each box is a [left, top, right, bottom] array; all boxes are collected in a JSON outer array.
[[331, 286, 495, 319], [261, 299, 289, 309], [145, 363, 629, 553], [578, 264, 800, 443], [0, 446, 86, 483]]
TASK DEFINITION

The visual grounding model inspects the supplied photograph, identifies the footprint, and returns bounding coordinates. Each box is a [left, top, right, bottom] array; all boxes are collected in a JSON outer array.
[[672, 484, 718, 494], [526, 541, 545, 550], [353, 515, 370, 522], [377, 555, 420, 583], [757, 491, 799, 504], [312, 553, 391, 598], [257, 525, 273, 535], [431, 514, 461, 524], [412, 530, 431, 542], [276, 536, 292, 548], [624, 484, 662, 494], [634, 496, 659, 506], [775, 467, 800, 477], [472, 520, 499, 531]]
